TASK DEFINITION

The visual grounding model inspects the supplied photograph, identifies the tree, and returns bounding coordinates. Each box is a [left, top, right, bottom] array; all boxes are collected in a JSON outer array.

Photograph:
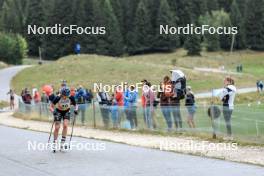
[[184, 33, 201, 56], [230, 0, 246, 49], [25, 0, 45, 56], [154, 0, 178, 51], [0, 0, 4, 12], [0, 32, 27, 64], [121, 0, 140, 53], [217, 0, 232, 12], [215, 10, 232, 50], [133, 0, 152, 53], [245, 0, 264, 50], [80, 0, 98, 53], [96, 0, 124, 56], [0, 0, 22, 33], [200, 12, 220, 51], [207, 0, 219, 13], [167, 0, 193, 45], [190, 0, 207, 22], [42, 0, 74, 59]]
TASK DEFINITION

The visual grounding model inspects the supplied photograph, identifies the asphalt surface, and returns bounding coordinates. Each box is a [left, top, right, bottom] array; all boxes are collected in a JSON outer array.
[[0, 65, 31, 101], [0, 126, 263, 176]]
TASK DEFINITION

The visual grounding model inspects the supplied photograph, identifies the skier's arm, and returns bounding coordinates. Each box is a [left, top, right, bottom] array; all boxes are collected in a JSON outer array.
[[70, 96, 78, 112], [49, 96, 60, 112]]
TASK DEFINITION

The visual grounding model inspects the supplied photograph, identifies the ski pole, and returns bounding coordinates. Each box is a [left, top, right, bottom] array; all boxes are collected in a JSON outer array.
[[48, 121, 55, 143], [69, 113, 77, 147]]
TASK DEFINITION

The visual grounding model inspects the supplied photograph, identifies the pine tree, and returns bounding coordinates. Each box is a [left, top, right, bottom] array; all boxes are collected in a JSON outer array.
[[167, 0, 193, 45], [0, 0, 4, 12], [184, 32, 201, 56], [42, 0, 74, 59], [207, 0, 219, 13], [217, 0, 232, 12], [154, 0, 178, 51], [110, 0, 124, 34], [96, 0, 124, 56], [200, 12, 220, 51], [0, 0, 21, 33], [216, 10, 232, 50], [230, 0, 246, 49], [121, 0, 140, 53], [245, 0, 264, 50], [81, 0, 98, 53], [25, 0, 45, 56], [133, 0, 152, 53], [190, 0, 207, 22]]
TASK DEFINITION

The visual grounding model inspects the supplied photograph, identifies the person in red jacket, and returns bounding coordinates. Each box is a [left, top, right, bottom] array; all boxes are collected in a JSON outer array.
[[115, 85, 124, 126]]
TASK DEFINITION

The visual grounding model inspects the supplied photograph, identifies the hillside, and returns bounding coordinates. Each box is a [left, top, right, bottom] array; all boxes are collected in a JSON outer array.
[[12, 49, 264, 93]]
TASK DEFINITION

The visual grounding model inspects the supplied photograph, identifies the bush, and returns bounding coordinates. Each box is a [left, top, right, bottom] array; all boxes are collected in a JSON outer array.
[[0, 32, 27, 65]]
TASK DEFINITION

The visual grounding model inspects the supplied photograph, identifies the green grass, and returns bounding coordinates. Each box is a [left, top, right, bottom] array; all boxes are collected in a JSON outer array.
[[22, 57, 54, 65], [0, 61, 8, 69], [16, 99, 264, 144], [0, 101, 9, 109], [12, 49, 264, 93]]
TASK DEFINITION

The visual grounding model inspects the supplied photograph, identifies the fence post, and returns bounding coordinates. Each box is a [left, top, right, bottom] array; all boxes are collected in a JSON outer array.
[[93, 99, 96, 128], [255, 120, 259, 137]]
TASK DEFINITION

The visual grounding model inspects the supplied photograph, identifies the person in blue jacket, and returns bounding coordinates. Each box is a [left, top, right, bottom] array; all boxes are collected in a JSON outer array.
[[125, 85, 138, 129], [75, 86, 87, 124]]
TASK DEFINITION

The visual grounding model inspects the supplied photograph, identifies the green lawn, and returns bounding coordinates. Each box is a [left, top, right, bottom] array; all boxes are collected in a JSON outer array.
[[17, 99, 264, 144], [0, 101, 9, 109], [0, 61, 7, 69], [12, 49, 264, 94]]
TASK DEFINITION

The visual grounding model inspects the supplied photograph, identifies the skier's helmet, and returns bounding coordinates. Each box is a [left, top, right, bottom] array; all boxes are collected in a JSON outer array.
[[61, 87, 70, 97]]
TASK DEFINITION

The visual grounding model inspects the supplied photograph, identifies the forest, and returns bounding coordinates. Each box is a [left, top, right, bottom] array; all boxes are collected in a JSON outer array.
[[0, 0, 264, 62]]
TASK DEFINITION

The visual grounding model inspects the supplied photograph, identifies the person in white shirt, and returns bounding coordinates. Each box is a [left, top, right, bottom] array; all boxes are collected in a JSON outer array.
[[220, 77, 236, 138]]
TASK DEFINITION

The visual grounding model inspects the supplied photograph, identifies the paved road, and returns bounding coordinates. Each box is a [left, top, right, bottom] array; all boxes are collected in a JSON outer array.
[[0, 126, 263, 176], [196, 87, 257, 98], [0, 66, 31, 101]]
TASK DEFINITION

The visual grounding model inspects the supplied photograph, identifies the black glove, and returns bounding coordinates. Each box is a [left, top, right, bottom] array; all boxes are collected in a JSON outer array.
[[53, 110, 57, 116], [74, 110, 78, 115]]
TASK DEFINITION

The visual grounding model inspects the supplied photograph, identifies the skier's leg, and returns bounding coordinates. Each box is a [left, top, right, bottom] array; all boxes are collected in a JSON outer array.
[[54, 122, 61, 141]]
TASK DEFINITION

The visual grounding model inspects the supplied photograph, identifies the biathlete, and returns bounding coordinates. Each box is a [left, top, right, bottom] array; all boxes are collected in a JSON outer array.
[[49, 87, 78, 151]]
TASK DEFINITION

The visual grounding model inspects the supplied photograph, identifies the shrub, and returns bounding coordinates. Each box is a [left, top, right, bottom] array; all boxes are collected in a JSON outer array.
[[0, 32, 27, 65]]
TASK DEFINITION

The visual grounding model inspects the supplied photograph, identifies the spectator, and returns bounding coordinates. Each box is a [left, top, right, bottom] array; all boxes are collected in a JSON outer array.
[[171, 71, 184, 130], [7, 89, 15, 110], [33, 89, 41, 104], [143, 81, 155, 129], [126, 85, 138, 130], [22, 88, 32, 105], [259, 81, 263, 93], [96, 88, 111, 128], [76, 85, 88, 125], [41, 91, 49, 115], [123, 82, 130, 125], [256, 80, 260, 92], [141, 80, 148, 125], [22, 88, 32, 113], [115, 85, 124, 126], [85, 89, 93, 103], [158, 76, 173, 131], [220, 76, 236, 140], [110, 93, 119, 128], [75, 43, 81, 55], [185, 86, 196, 128]]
